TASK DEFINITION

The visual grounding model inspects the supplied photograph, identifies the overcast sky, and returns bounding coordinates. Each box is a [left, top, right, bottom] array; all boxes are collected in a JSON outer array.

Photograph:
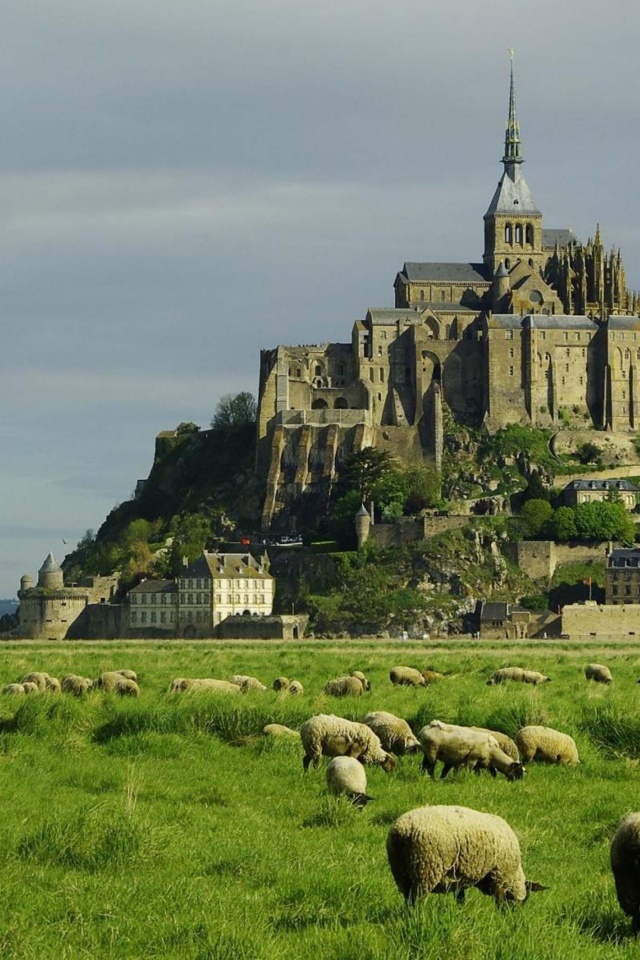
[[1, 0, 640, 597]]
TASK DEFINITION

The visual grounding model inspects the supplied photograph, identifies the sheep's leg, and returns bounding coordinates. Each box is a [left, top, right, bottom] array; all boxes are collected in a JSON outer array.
[[488, 765, 497, 778], [302, 754, 312, 771], [421, 755, 436, 778], [454, 889, 466, 905], [440, 764, 453, 779]]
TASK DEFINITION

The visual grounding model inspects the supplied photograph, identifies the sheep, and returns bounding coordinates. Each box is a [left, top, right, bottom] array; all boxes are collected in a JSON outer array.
[[300, 714, 396, 772], [20, 672, 50, 691], [611, 813, 640, 932], [287, 680, 304, 696], [272, 676, 290, 691], [22, 682, 39, 694], [116, 669, 138, 682], [363, 711, 421, 755], [94, 672, 139, 695], [326, 757, 372, 808], [417, 724, 524, 780], [44, 676, 61, 693], [229, 674, 266, 691], [113, 677, 140, 697], [585, 663, 613, 684], [386, 804, 546, 905], [170, 678, 241, 694], [422, 670, 445, 684], [390, 666, 427, 687], [487, 667, 551, 685], [428, 721, 519, 762], [323, 676, 365, 698], [263, 723, 300, 738], [61, 675, 93, 696], [514, 725, 579, 765], [350, 670, 371, 692], [2, 683, 25, 695]]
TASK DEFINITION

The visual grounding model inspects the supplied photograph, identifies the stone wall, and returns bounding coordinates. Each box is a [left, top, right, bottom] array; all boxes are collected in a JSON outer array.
[[19, 592, 89, 640], [368, 515, 469, 548], [562, 601, 640, 639], [554, 542, 608, 566], [216, 614, 308, 640], [66, 603, 125, 640], [502, 540, 557, 584]]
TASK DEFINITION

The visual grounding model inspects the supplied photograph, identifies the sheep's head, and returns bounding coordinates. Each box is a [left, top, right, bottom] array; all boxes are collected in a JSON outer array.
[[505, 762, 525, 781], [380, 753, 397, 773]]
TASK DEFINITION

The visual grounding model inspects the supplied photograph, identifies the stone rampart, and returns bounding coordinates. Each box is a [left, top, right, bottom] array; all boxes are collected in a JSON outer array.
[[562, 602, 640, 639]]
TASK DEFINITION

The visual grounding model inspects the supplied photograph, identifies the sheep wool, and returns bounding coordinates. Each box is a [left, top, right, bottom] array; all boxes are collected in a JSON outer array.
[[263, 724, 300, 738], [515, 725, 579, 765], [61, 675, 93, 696], [300, 714, 396, 772], [363, 711, 421, 755], [487, 667, 550, 685], [350, 670, 371, 691], [20, 672, 50, 691], [171, 678, 241, 694], [611, 813, 640, 932], [422, 670, 444, 684], [287, 680, 304, 696], [326, 757, 372, 807], [2, 683, 25, 695], [323, 676, 364, 698], [116, 669, 138, 682], [428, 721, 519, 762], [230, 675, 267, 692], [272, 677, 290, 691], [585, 663, 613, 684], [387, 804, 544, 904], [389, 666, 427, 687], [418, 724, 523, 780], [22, 682, 39, 694]]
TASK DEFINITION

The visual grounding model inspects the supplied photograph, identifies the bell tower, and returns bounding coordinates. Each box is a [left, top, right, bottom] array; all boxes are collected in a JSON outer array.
[[483, 53, 544, 278]]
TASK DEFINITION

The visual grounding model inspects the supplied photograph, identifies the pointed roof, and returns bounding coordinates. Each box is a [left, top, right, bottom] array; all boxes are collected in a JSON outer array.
[[485, 54, 541, 218], [39, 552, 60, 574]]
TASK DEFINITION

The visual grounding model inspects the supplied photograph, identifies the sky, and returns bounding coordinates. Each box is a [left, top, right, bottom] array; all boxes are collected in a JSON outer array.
[[2, 0, 640, 598]]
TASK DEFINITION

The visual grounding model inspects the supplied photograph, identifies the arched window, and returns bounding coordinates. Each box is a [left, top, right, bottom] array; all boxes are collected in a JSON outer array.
[[334, 398, 348, 409], [515, 224, 523, 244], [505, 224, 512, 244], [525, 224, 534, 245], [420, 290, 425, 301], [505, 258, 511, 269], [315, 365, 322, 377], [311, 398, 328, 409], [440, 290, 446, 302]]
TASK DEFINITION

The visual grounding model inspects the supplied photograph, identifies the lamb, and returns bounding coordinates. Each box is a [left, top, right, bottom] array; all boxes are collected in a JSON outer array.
[[44, 676, 61, 693], [272, 677, 290, 691], [417, 724, 524, 780], [170, 678, 241, 694], [94, 672, 139, 695], [585, 663, 613, 684], [487, 667, 551, 685], [422, 670, 445, 684], [113, 677, 140, 697], [363, 711, 421, 755], [20, 672, 50, 691], [350, 670, 371, 692], [287, 680, 304, 695], [611, 813, 640, 932], [2, 683, 25, 695], [390, 666, 427, 687], [229, 674, 266, 691], [323, 676, 365, 698], [22, 682, 39, 694], [300, 714, 396, 772], [386, 804, 546, 904], [514, 725, 579, 765], [61, 675, 93, 696], [326, 757, 372, 808], [428, 721, 519, 762], [263, 723, 300, 738]]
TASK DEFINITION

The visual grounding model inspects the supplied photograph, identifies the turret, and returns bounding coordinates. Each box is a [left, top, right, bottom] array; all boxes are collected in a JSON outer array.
[[37, 553, 64, 590], [19, 574, 34, 596], [355, 504, 371, 549], [492, 262, 510, 309]]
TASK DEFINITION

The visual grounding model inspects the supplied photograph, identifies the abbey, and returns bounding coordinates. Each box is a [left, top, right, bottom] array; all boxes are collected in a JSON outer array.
[[257, 64, 639, 529]]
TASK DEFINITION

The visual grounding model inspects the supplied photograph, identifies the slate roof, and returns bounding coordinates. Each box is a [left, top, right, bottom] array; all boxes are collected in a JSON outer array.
[[524, 315, 597, 330], [400, 262, 490, 283], [542, 228, 580, 248], [565, 479, 638, 492], [182, 552, 272, 581], [485, 168, 541, 216], [609, 549, 640, 568], [129, 579, 177, 595], [608, 316, 640, 330], [480, 601, 509, 622]]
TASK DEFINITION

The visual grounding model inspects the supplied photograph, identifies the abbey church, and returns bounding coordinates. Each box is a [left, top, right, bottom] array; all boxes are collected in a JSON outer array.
[[257, 64, 640, 528]]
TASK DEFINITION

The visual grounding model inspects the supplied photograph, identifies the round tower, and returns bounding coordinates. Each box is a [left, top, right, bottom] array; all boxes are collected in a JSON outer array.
[[493, 261, 510, 309], [19, 574, 34, 596], [37, 553, 64, 590], [355, 504, 371, 549]]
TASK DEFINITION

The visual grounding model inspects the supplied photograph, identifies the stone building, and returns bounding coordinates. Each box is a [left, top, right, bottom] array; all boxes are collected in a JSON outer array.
[[257, 61, 639, 530], [562, 479, 638, 511], [605, 547, 640, 604], [18, 553, 119, 640], [128, 579, 178, 633]]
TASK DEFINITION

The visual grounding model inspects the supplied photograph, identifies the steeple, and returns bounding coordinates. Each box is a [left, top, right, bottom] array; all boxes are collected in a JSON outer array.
[[503, 50, 522, 167]]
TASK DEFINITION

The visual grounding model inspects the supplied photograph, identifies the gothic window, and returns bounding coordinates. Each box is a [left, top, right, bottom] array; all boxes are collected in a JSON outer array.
[[315, 365, 322, 376], [440, 290, 446, 302], [369, 369, 374, 382], [505, 224, 512, 244], [525, 224, 534, 245], [515, 224, 523, 244], [505, 258, 511, 268], [420, 290, 425, 301], [380, 369, 384, 382], [377, 392, 382, 401]]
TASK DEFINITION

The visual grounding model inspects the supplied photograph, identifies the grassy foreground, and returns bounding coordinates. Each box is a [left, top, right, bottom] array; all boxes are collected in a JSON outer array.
[[2, 641, 640, 958]]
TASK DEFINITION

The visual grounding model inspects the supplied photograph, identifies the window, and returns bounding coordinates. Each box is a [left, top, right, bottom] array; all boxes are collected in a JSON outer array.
[[566, 364, 569, 372], [509, 348, 514, 358], [575, 333, 580, 341], [381, 332, 387, 340], [130, 611, 137, 624], [440, 290, 446, 302], [377, 345, 383, 356], [150, 611, 157, 624], [525, 224, 534, 245], [161, 612, 166, 623], [505, 330, 513, 340], [562, 377, 566, 385], [505, 224, 512, 244], [420, 290, 424, 301], [563, 332, 568, 341], [566, 349, 570, 357], [509, 366, 514, 377], [515, 224, 523, 244], [621, 333, 626, 341], [580, 377, 584, 386], [141, 612, 147, 624], [540, 331, 546, 340], [380, 369, 384, 382], [170, 612, 175, 622]]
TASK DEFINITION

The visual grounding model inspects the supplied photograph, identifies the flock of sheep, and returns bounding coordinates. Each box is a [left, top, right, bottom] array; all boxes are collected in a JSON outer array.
[[4, 657, 640, 930]]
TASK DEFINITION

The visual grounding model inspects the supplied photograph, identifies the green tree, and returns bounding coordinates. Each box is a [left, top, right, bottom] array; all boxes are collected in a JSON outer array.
[[551, 506, 578, 541], [340, 448, 395, 501], [519, 499, 553, 538], [329, 490, 363, 547], [574, 501, 635, 544], [403, 464, 442, 512], [211, 392, 257, 431], [521, 469, 550, 503]]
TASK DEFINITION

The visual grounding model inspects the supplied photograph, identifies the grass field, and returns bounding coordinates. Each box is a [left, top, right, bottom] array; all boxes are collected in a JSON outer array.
[[3, 639, 640, 958]]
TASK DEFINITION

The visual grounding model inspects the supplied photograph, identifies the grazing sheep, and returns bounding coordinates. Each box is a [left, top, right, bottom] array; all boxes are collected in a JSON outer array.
[[514, 725, 579, 765], [363, 711, 421, 755], [94, 671, 125, 692], [585, 663, 613, 684], [20, 672, 50, 691], [350, 670, 371, 692], [428, 721, 519, 762], [487, 667, 551, 685], [417, 724, 524, 780], [44, 676, 61, 693], [390, 666, 428, 687], [287, 680, 304, 696], [22, 682, 39, 694], [326, 757, 372, 808], [170, 678, 241, 694], [229, 674, 266, 692], [300, 714, 396, 772], [323, 676, 365, 698], [263, 723, 300, 738], [113, 677, 140, 697], [2, 683, 25, 695], [422, 670, 445, 684], [116, 669, 138, 682], [272, 676, 290, 691], [387, 804, 546, 904], [611, 813, 640, 932], [61, 675, 93, 696]]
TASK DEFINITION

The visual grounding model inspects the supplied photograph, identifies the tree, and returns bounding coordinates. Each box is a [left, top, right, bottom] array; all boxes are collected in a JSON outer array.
[[519, 499, 553, 538], [211, 392, 257, 431], [521, 469, 550, 503], [574, 501, 636, 544], [176, 422, 200, 436], [340, 448, 395, 502], [403, 465, 442, 513], [551, 506, 578, 541]]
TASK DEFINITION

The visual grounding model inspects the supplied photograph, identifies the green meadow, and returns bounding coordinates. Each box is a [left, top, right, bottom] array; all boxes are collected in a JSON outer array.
[[3, 640, 640, 958]]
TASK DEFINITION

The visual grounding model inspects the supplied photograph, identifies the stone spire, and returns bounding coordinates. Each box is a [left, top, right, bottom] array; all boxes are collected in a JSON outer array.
[[503, 50, 522, 168]]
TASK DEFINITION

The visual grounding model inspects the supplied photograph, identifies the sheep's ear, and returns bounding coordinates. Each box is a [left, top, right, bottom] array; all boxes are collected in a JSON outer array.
[[525, 881, 549, 893]]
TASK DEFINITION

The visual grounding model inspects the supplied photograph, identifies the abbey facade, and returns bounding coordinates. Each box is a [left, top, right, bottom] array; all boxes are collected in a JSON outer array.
[[257, 64, 640, 529]]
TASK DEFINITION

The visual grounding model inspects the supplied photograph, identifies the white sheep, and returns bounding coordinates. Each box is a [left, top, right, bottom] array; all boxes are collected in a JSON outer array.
[[363, 711, 421, 755], [323, 676, 365, 698], [300, 714, 396, 772], [611, 812, 640, 932], [422, 670, 445, 684], [93, 672, 139, 696], [350, 670, 371, 691], [514, 725, 579, 765], [263, 723, 300, 738], [61, 675, 93, 696], [428, 720, 519, 762], [418, 724, 524, 780], [44, 676, 61, 693], [522, 670, 552, 685], [2, 683, 25, 695], [386, 804, 546, 904], [116, 669, 138, 682], [230, 674, 267, 692], [22, 681, 39, 694], [20, 672, 50, 691], [390, 666, 427, 687], [170, 678, 241, 694], [585, 663, 613, 684], [326, 757, 372, 808], [272, 676, 290, 691], [487, 667, 551, 685], [287, 680, 304, 696]]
